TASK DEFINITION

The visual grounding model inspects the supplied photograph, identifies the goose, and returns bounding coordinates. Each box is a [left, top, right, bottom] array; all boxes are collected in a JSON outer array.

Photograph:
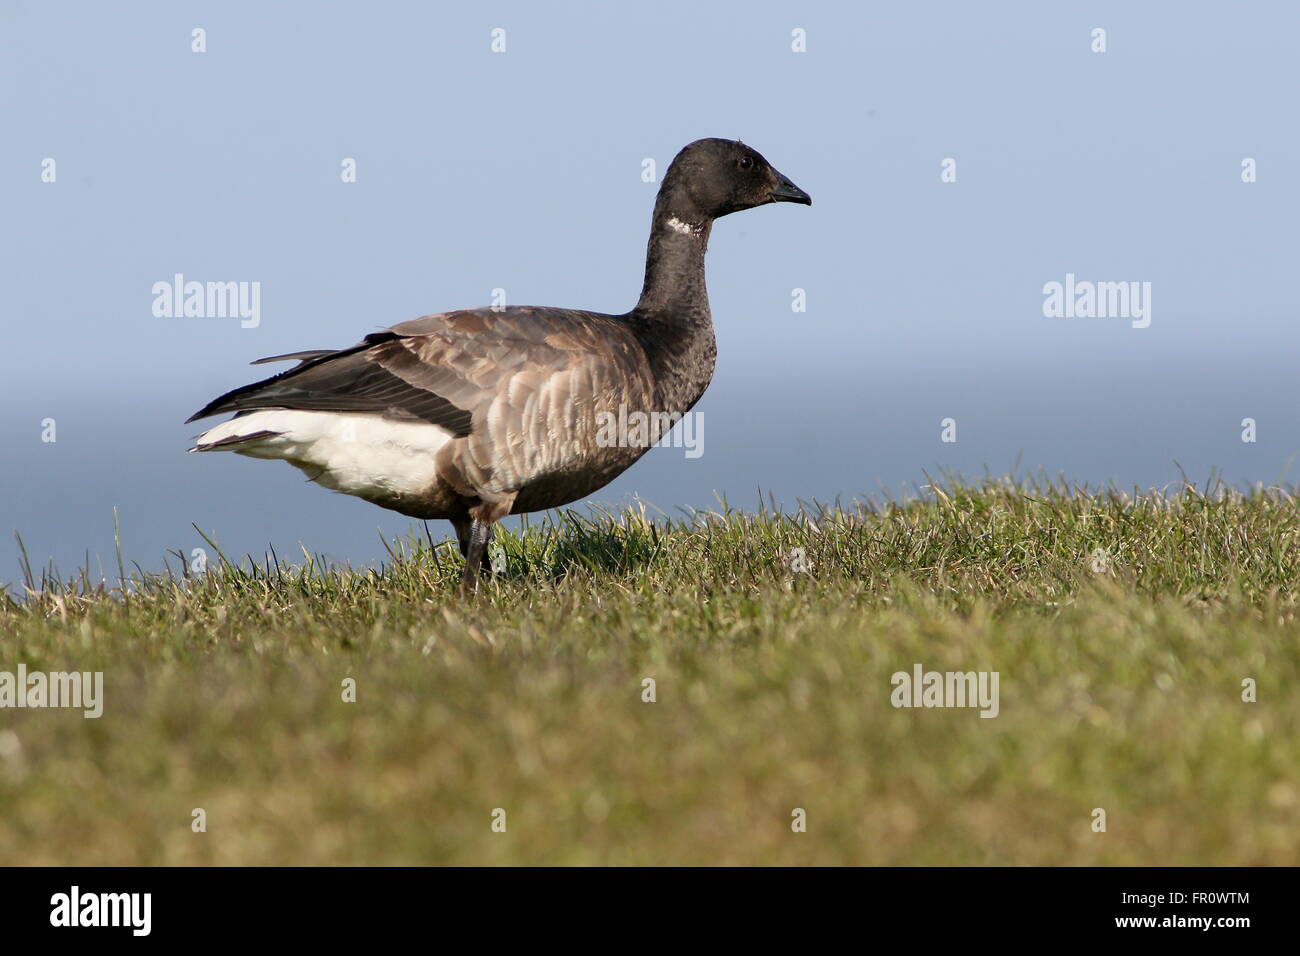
[[187, 138, 811, 589]]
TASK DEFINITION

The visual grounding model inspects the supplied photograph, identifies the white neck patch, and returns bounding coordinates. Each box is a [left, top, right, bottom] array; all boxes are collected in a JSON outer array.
[[666, 216, 700, 236]]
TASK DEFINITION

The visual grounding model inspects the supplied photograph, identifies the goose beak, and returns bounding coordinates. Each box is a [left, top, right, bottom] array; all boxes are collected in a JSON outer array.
[[769, 171, 811, 206]]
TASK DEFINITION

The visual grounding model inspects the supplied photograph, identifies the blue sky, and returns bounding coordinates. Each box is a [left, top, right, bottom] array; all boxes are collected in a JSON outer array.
[[3, 1, 1298, 581]]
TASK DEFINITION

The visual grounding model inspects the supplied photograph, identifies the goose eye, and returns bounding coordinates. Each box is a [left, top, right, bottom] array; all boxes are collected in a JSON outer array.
[[737, 156, 753, 170]]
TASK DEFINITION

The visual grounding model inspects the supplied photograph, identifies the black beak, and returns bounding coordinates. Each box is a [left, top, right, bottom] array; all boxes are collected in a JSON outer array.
[[770, 170, 811, 206]]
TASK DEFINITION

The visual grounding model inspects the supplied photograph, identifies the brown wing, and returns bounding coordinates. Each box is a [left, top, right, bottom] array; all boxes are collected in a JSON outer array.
[[383, 309, 658, 496], [186, 307, 657, 496]]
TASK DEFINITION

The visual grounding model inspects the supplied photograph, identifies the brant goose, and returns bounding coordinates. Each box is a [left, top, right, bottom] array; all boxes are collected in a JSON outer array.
[[187, 138, 811, 589]]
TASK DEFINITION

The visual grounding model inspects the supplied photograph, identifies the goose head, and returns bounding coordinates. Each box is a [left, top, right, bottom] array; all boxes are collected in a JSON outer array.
[[658, 138, 811, 225]]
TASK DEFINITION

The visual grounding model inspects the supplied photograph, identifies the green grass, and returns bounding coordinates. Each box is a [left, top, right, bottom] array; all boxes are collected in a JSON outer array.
[[2, 477, 1298, 865]]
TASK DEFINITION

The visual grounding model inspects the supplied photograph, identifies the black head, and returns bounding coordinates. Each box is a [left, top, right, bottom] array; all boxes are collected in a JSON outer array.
[[659, 138, 811, 222]]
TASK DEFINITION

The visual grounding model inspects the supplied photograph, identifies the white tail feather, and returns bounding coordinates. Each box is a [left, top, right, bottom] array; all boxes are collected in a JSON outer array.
[[192, 410, 454, 498]]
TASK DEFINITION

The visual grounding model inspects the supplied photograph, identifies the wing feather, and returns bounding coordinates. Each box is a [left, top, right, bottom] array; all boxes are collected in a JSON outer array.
[[185, 307, 654, 487]]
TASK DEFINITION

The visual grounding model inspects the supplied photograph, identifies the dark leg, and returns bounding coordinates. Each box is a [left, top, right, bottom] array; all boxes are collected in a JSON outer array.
[[453, 517, 472, 559], [460, 518, 493, 592], [454, 517, 494, 578], [454, 495, 516, 593], [479, 522, 494, 575]]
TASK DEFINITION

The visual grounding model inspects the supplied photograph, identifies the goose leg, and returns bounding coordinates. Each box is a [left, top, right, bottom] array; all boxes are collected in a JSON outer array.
[[454, 516, 494, 578], [460, 518, 493, 592], [455, 495, 515, 592]]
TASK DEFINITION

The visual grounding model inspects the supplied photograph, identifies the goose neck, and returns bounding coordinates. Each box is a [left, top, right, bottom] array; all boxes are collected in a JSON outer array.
[[634, 213, 713, 319]]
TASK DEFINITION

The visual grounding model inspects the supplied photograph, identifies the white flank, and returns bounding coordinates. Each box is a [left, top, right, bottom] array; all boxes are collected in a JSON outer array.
[[192, 410, 453, 499]]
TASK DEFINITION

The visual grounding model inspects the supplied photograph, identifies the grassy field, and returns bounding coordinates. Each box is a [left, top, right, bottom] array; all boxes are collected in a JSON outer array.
[[2, 477, 1298, 865]]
